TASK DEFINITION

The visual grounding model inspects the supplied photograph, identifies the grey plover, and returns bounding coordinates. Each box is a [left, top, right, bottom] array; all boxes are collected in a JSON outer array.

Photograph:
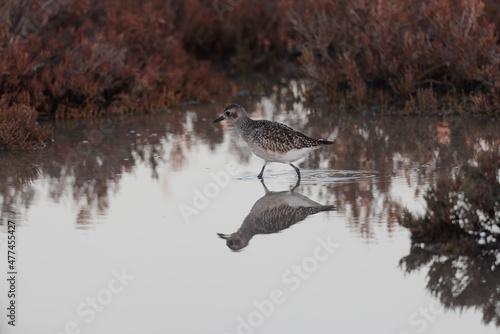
[[218, 180, 336, 251], [213, 104, 334, 179]]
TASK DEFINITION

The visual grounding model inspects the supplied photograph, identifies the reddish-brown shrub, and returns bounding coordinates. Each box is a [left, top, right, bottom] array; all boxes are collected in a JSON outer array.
[[181, 0, 288, 68], [0, 103, 53, 150], [2, 0, 500, 117], [0, 0, 225, 118], [285, 0, 500, 114], [483, 0, 500, 27]]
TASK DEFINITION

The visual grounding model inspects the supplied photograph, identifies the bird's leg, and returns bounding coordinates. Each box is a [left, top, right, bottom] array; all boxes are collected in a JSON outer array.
[[290, 177, 301, 192], [260, 178, 270, 194], [257, 161, 267, 179], [290, 163, 301, 180]]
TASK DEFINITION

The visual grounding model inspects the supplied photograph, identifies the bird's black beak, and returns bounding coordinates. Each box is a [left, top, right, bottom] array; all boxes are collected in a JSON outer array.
[[217, 233, 230, 239], [213, 116, 225, 123]]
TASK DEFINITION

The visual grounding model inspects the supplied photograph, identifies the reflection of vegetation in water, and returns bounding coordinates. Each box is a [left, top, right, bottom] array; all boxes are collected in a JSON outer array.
[[400, 247, 500, 327], [0, 150, 42, 222], [297, 110, 500, 239], [399, 149, 500, 254], [0, 114, 171, 225], [399, 149, 500, 327], [223, 82, 500, 238], [1, 88, 499, 232]]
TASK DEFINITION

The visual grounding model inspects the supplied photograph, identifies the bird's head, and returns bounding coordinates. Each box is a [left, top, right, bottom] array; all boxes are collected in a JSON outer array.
[[217, 232, 249, 251], [213, 104, 249, 125]]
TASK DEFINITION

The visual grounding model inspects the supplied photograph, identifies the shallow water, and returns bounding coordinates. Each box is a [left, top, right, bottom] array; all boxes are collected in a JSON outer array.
[[1, 89, 500, 333]]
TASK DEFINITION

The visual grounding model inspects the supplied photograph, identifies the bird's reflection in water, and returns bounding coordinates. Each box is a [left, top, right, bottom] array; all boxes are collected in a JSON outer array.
[[218, 179, 335, 251]]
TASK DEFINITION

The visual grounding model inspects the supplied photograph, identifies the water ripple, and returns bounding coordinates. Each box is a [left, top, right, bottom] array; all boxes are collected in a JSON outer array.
[[235, 169, 379, 184]]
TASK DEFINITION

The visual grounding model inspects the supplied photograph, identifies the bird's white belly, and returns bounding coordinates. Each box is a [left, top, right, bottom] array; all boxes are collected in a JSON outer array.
[[252, 147, 317, 163]]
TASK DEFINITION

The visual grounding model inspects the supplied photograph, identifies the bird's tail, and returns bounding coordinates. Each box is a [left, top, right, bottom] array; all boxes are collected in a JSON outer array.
[[318, 139, 335, 145], [320, 205, 336, 212]]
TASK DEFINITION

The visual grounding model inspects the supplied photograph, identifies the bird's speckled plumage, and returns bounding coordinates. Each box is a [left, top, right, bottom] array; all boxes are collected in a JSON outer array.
[[242, 119, 329, 152], [213, 104, 334, 179], [218, 180, 336, 251]]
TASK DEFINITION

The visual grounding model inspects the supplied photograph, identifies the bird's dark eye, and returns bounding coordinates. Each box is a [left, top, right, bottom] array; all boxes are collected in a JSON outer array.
[[225, 111, 230, 116]]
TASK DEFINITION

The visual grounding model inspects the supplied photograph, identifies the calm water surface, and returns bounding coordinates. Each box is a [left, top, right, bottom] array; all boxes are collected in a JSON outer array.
[[1, 88, 499, 334]]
